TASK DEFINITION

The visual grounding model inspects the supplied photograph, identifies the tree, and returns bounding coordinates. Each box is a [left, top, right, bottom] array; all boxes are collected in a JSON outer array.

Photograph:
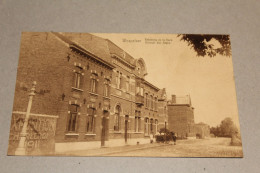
[[210, 126, 221, 137], [219, 117, 238, 137], [178, 34, 231, 57], [210, 117, 238, 137]]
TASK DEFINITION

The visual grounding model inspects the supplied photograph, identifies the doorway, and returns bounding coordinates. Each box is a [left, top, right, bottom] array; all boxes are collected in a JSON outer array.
[[101, 111, 109, 147], [125, 115, 129, 143]]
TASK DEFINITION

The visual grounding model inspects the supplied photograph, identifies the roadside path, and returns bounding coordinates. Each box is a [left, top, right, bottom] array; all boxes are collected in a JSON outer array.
[[56, 142, 171, 156]]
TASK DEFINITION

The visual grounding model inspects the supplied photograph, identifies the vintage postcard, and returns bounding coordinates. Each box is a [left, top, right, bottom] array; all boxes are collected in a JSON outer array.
[[8, 32, 243, 157]]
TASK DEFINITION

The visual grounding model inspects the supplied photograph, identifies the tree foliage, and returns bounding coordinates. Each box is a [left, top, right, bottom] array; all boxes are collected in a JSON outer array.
[[178, 34, 232, 57], [210, 117, 238, 137]]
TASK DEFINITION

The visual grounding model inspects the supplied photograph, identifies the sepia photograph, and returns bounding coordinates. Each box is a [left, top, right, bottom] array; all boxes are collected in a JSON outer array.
[[7, 32, 243, 157]]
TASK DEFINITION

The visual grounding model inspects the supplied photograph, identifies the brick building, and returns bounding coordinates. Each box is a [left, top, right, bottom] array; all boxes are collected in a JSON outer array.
[[10, 32, 167, 153], [167, 95, 196, 138], [105, 40, 167, 146], [194, 122, 210, 139]]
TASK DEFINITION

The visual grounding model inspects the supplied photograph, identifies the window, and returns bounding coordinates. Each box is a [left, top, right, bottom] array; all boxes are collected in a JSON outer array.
[[150, 95, 153, 109], [67, 104, 79, 132], [140, 87, 144, 96], [154, 97, 157, 110], [135, 116, 138, 132], [73, 67, 83, 89], [135, 111, 141, 132], [136, 86, 140, 95], [114, 105, 121, 131], [144, 118, 149, 135], [145, 93, 148, 107], [126, 76, 130, 92], [150, 119, 153, 133], [116, 71, 122, 89], [155, 120, 158, 134], [138, 117, 141, 131], [90, 73, 98, 93], [103, 79, 110, 97], [86, 108, 96, 133], [125, 115, 130, 130]]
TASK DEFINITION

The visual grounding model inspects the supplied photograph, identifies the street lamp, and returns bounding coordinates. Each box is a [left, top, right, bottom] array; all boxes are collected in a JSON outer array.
[[164, 121, 167, 143], [15, 81, 36, 155]]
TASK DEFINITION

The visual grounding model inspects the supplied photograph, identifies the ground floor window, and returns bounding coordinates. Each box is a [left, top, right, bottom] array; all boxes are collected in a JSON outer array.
[[150, 119, 153, 134], [86, 108, 96, 133], [67, 104, 79, 132], [135, 116, 139, 132], [114, 105, 121, 131], [155, 119, 158, 134], [125, 115, 130, 130], [144, 118, 149, 135]]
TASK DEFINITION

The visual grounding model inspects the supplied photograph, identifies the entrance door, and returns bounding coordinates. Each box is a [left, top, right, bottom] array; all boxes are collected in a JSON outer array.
[[101, 116, 106, 147], [101, 111, 109, 147], [125, 115, 129, 143]]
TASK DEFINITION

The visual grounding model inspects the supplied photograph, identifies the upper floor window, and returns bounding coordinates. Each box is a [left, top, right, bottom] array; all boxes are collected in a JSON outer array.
[[155, 97, 158, 110], [103, 79, 110, 97], [150, 95, 153, 109], [90, 73, 98, 93], [73, 67, 83, 89], [67, 104, 79, 132], [126, 76, 130, 92], [140, 87, 144, 96], [136, 82, 140, 95], [116, 71, 122, 89], [145, 93, 149, 107]]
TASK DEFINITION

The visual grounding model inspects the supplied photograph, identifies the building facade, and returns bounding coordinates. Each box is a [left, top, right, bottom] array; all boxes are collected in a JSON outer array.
[[105, 40, 167, 146], [194, 122, 210, 139], [9, 32, 168, 153], [167, 95, 196, 138]]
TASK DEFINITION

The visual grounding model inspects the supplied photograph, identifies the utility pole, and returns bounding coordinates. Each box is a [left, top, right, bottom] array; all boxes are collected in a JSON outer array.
[[15, 81, 36, 155]]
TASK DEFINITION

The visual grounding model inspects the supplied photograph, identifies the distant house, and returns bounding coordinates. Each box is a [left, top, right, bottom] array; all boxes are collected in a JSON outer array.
[[167, 95, 196, 139], [194, 122, 210, 139]]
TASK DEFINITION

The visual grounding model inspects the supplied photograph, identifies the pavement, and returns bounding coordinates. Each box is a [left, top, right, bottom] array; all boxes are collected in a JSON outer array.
[[55, 138, 243, 157], [56, 142, 172, 156]]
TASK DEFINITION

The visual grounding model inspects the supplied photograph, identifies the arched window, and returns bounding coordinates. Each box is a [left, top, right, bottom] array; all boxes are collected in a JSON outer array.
[[114, 105, 121, 131]]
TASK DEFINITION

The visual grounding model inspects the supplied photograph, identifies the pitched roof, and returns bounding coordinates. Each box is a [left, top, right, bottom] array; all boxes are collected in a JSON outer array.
[[106, 40, 136, 66], [57, 32, 112, 64], [52, 32, 114, 69]]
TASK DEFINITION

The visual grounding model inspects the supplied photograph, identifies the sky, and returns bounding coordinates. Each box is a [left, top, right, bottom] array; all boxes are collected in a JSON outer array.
[[93, 33, 240, 127]]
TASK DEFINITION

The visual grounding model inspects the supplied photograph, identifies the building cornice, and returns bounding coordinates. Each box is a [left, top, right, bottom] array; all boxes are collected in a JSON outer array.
[[70, 44, 115, 70], [111, 54, 136, 69], [143, 80, 160, 91]]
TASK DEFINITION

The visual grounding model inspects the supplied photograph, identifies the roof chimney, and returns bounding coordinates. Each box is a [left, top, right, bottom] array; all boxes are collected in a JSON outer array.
[[171, 95, 176, 104]]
